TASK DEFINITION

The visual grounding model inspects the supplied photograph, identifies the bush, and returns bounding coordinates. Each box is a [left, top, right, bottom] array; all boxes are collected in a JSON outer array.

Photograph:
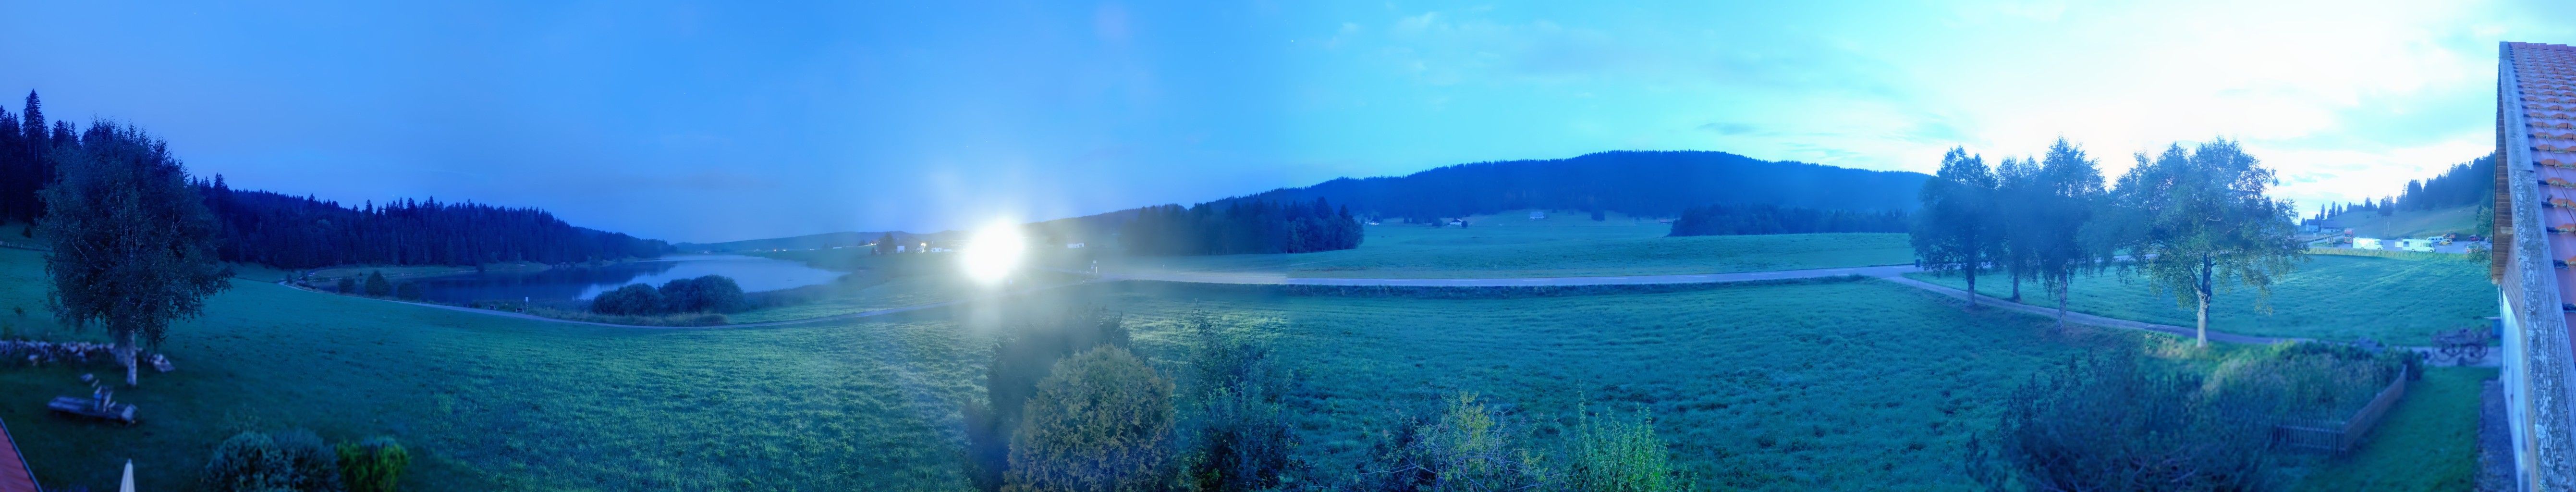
[[1567, 407, 1681, 492], [589, 283, 664, 315], [659, 275, 747, 313], [334, 277, 355, 294], [1177, 313, 1303, 491], [1353, 393, 1555, 492], [205, 432, 293, 492], [363, 271, 391, 297], [393, 282, 423, 301], [2208, 342, 2411, 420], [966, 307, 1132, 491], [337, 437, 411, 492], [1965, 351, 2280, 491], [205, 429, 342, 492], [1004, 345, 1178, 492]]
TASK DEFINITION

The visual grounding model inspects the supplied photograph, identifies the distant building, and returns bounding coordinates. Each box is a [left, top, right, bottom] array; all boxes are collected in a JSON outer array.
[[1066, 243, 1084, 249], [2300, 218, 2344, 234], [1529, 210, 1545, 220]]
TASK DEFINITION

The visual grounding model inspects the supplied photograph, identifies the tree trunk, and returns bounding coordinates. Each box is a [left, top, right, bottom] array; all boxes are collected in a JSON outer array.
[[1964, 261, 1979, 309], [2054, 280, 2070, 330], [2195, 257, 2215, 347], [117, 331, 138, 387], [2010, 274, 2022, 303]]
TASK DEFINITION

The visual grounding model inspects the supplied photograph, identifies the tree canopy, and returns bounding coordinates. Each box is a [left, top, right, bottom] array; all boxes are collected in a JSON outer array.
[[2110, 139, 2304, 346], [38, 121, 233, 385]]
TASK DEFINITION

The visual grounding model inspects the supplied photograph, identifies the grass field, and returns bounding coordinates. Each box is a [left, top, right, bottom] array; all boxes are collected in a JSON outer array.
[[0, 246, 995, 491], [0, 242, 2483, 490], [1091, 211, 1913, 279], [1101, 279, 2138, 490], [1904, 254, 2495, 345], [2291, 367, 2494, 492]]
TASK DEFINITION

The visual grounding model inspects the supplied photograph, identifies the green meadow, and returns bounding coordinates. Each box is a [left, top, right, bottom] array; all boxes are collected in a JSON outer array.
[[1091, 211, 1914, 279], [0, 244, 2486, 490], [1903, 254, 2496, 345]]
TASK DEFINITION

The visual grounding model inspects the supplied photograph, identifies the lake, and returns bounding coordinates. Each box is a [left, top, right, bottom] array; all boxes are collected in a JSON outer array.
[[410, 254, 843, 304]]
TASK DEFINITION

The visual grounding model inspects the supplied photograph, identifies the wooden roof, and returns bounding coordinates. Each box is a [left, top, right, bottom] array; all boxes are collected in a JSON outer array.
[[0, 417, 35, 492]]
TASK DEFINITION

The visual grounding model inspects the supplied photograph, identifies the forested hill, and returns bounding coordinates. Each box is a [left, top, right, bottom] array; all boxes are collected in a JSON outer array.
[[1213, 150, 1929, 221], [674, 231, 912, 253], [198, 178, 671, 269]]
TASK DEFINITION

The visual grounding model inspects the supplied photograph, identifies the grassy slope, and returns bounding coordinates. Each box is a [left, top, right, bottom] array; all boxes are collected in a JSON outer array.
[[1097, 212, 1913, 279], [2341, 205, 2481, 239], [2292, 367, 2493, 492], [1904, 255, 2494, 345], [0, 247, 989, 491], [0, 243, 2478, 490], [1104, 279, 2119, 491]]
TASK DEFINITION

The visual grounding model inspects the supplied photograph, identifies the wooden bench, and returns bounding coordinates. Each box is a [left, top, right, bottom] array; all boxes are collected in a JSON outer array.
[[46, 396, 134, 425]]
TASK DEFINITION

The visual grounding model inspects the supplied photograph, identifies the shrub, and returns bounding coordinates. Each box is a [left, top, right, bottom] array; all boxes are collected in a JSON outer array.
[[393, 282, 423, 301], [2207, 342, 2410, 420], [334, 277, 355, 294], [206, 429, 341, 492], [1354, 393, 1554, 492], [1177, 313, 1304, 491], [337, 437, 411, 492], [1004, 345, 1178, 492], [1965, 351, 2280, 491], [272, 429, 344, 491], [363, 271, 391, 297], [1567, 407, 1682, 492], [205, 431, 293, 492], [967, 307, 1132, 491], [659, 275, 747, 313], [589, 283, 664, 315]]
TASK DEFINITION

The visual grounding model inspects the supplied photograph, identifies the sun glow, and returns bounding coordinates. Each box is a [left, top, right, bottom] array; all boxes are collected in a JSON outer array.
[[961, 221, 1026, 285]]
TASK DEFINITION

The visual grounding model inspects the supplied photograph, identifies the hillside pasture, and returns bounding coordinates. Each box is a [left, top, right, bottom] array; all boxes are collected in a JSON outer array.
[[1096, 212, 1913, 279], [1903, 254, 2494, 345]]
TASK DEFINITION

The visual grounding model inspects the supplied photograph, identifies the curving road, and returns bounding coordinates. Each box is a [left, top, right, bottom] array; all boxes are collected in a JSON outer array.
[[1086, 264, 1921, 286]]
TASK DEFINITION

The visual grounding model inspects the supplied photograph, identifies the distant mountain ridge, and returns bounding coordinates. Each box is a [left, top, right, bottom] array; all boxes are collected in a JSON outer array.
[[674, 231, 916, 253], [716, 150, 1931, 248], [1215, 150, 1927, 221]]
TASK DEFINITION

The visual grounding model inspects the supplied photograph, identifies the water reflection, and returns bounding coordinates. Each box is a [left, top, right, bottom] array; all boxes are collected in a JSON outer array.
[[409, 254, 841, 304]]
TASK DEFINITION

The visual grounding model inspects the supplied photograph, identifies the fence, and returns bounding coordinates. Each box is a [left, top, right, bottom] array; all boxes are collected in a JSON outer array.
[[2273, 366, 2413, 455]]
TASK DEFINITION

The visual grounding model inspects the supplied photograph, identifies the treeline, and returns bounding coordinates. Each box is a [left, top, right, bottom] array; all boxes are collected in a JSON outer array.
[[1667, 203, 1907, 236], [1213, 150, 1925, 222], [0, 91, 668, 268], [2317, 155, 2495, 219], [197, 181, 669, 269], [1910, 137, 2303, 346], [1118, 198, 1362, 256], [0, 92, 72, 225]]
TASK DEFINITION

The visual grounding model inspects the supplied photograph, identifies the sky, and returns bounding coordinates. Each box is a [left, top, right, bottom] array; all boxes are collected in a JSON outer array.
[[3, 0, 2572, 243]]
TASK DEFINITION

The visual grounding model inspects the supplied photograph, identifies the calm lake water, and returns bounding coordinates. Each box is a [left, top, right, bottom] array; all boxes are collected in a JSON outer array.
[[410, 254, 842, 304]]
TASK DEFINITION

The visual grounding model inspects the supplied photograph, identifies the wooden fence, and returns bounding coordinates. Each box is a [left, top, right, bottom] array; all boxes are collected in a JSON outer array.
[[2273, 366, 2412, 455]]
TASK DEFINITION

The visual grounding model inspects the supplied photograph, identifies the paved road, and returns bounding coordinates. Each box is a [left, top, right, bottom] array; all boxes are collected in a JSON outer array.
[[1088, 263, 1922, 286]]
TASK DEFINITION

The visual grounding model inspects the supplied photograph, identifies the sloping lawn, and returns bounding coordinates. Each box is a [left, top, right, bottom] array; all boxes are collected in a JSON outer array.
[[0, 247, 988, 491], [1103, 279, 2120, 491]]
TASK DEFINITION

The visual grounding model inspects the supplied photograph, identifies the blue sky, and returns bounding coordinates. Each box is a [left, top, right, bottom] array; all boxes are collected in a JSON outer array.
[[3, 1, 2571, 242]]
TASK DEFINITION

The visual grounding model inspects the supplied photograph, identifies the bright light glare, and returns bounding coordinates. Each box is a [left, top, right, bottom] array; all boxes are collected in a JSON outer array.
[[961, 221, 1026, 285]]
